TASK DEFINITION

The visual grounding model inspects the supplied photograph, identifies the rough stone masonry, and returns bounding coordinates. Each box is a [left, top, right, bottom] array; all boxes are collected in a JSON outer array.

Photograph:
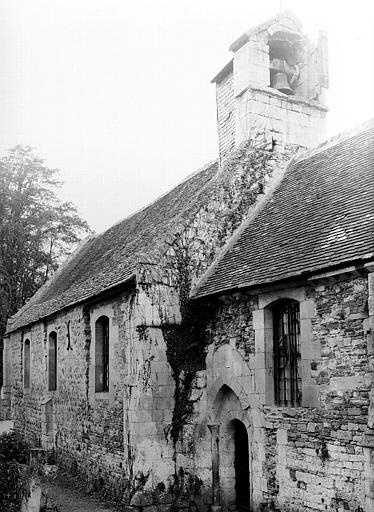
[[2, 10, 373, 512]]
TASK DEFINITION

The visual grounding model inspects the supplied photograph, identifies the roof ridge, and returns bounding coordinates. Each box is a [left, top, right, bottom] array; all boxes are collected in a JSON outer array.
[[294, 117, 374, 164]]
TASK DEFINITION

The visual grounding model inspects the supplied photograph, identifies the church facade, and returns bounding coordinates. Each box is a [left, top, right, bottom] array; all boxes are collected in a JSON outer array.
[[1, 12, 374, 512]]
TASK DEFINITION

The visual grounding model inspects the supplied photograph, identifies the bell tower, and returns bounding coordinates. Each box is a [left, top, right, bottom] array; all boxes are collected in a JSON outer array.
[[212, 11, 329, 163]]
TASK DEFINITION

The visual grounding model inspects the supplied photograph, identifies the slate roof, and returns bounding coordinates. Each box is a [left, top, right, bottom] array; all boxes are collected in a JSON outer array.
[[7, 161, 218, 333], [194, 121, 374, 298]]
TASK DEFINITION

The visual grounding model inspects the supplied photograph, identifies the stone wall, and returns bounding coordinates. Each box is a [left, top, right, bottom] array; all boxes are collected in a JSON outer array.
[[6, 137, 294, 507], [216, 72, 235, 165], [198, 274, 374, 511], [6, 134, 373, 511], [7, 290, 137, 499], [234, 87, 327, 150]]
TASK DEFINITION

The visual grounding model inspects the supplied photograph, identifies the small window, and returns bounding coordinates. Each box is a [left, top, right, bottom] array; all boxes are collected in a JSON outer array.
[[0, 339, 4, 389], [48, 331, 57, 391], [24, 339, 31, 389], [95, 316, 109, 392], [273, 299, 301, 406]]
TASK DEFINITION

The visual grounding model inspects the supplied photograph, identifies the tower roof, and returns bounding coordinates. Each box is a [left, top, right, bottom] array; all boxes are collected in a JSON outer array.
[[229, 10, 302, 52]]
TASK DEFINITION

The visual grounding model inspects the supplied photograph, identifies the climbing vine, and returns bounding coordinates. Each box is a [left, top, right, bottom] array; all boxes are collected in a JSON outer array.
[[161, 234, 214, 444], [160, 139, 290, 445]]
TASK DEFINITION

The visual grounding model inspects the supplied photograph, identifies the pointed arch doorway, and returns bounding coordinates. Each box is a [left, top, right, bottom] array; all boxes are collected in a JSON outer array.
[[211, 385, 251, 511]]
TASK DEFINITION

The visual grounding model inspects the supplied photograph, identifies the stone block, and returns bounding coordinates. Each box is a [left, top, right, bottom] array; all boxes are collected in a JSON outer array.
[[307, 422, 317, 433], [252, 309, 265, 329], [277, 428, 288, 445], [134, 422, 157, 437], [301, 341, 320, 360], [302, 384, 320, 407], [300, 318, 313, 342], [253, 352, 265, 369], [0, 420, 14, 434], [252, 427, 265, 443], [254, 368, 273, 394], [251, 409, 265, 428], [255, 328, 273, 353]]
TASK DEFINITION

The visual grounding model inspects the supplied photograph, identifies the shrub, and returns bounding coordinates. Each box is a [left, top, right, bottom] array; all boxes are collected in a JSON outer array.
[[0, 431, 31, 511], [0, 431, 29, 464]]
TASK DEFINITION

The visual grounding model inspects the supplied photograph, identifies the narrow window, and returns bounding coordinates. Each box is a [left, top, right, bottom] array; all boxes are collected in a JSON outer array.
[[48, 331, 57, 391], [273, 299, 301, 406], [0, 339, 3, 390], [24, 339, 31, 389], [95, 316, 109, 392]]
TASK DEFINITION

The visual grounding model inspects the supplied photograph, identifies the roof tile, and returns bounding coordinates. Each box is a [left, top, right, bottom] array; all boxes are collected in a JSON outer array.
[[194, 121, 374, 298]]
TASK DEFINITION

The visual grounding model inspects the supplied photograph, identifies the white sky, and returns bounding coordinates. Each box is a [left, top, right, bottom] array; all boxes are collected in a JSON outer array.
[[1, 0, 373, 233]]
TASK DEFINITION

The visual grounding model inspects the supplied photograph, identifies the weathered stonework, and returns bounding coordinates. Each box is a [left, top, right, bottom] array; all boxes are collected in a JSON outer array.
[[213, 11, 329, 164], [2, 11, 373, 512], [216, 71, 235, 165], [3, 138, 296, 508], [195, 275, 373, 511]]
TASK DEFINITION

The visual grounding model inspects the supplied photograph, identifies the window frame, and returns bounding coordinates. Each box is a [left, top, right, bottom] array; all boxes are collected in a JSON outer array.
[[23, 338, 31, 389], [272, 299, 301, 407], [95, 316, 110, 393], [48, 331, 57, 392]]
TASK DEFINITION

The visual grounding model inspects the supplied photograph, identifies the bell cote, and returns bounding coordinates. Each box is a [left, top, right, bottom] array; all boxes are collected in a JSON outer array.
[[212, 11, 329, 163]]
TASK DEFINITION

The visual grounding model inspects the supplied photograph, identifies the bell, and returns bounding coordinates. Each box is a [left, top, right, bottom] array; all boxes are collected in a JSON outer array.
[[271, 71, 294, 95]]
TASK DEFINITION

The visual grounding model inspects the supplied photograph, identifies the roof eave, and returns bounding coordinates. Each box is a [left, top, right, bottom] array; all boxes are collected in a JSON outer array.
[[6, 274, 137, 335], [211, 59, 233, 84], [192, 254, 374, 301]]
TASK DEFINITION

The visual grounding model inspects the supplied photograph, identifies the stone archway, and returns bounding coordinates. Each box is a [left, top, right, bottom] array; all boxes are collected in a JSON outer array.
[[210, 385, 251, 512]]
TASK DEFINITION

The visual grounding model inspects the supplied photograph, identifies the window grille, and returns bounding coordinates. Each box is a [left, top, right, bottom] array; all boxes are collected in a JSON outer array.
[[95, 316, 109, 392], [273, 300, 301, 406]]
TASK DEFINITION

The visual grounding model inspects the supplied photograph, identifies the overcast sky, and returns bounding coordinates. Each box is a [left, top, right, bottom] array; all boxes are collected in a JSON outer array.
[[1, 0, 373, 233]]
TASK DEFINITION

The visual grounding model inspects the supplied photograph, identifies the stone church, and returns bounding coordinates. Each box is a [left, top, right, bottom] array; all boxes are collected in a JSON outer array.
[[1, 11, 374, 512]]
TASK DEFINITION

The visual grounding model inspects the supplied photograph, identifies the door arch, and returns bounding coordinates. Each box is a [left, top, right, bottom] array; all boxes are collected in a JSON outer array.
[[211, 385, 251, 511]]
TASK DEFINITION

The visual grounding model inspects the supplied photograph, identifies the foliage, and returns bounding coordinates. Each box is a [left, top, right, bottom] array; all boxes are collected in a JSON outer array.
[[0, 431, 31, 511], [0, 145, 92, 336], [0, 431, 29, 464], [0, 460, 31, 512], [161, 231, 214, 444]]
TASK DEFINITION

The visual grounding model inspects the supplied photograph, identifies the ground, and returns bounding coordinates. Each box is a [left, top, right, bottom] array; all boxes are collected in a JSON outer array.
[[44, 477, 120, 512]]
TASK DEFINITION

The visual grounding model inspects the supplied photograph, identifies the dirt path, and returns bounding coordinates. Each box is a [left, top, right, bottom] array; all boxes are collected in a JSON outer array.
[[45, 481, 120, 512]]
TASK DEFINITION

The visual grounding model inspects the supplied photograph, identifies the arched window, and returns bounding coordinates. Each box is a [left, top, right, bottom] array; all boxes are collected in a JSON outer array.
[[272, 299, 301, 406], [95, 316, 109, 392], [48, 331, 57, 391], [24, 339, 31, 389]]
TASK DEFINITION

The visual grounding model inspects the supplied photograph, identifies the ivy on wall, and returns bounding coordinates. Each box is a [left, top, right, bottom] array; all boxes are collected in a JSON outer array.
[[160, 139, 291, 445]]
